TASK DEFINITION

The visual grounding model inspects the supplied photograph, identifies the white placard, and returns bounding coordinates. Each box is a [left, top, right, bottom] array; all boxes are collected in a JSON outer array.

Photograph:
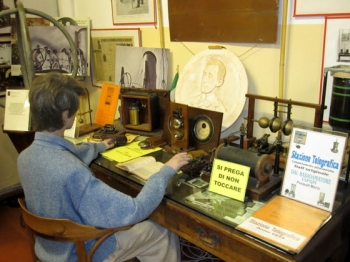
[[281, 125, 348, 212], [4, 89, 30, 131]]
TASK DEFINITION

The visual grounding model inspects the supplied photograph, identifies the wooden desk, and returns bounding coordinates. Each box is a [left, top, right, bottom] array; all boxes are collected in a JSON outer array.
[[90, 154, 350, 262]]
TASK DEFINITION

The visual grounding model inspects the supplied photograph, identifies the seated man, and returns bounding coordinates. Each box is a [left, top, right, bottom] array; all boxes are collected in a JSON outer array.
[[17, 72, 190, 261]]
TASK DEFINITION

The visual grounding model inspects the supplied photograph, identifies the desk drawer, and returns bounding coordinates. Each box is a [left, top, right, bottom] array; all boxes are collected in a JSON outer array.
[[163, 201, 293, 262], [91, 163, 165, 225], [91, 164, 139, 197]]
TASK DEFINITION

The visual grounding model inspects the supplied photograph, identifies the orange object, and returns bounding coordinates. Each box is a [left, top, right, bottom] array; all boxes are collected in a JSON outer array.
[[94, 83, 120, 125]]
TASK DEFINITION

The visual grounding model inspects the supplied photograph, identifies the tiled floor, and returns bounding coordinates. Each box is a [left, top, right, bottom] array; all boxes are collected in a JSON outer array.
[[0, 196, 33, 262], [0, 195, 221, 262]]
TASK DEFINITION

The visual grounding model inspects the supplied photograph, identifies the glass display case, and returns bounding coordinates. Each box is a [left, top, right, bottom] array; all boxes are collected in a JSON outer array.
[[90, 149, 350, 261]]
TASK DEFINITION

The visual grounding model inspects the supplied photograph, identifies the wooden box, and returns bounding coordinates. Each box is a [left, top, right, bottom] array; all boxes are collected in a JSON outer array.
[[120, 92, 159, 131]]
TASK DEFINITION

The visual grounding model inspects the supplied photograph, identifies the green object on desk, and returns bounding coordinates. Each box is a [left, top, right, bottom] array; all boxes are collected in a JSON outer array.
[[101, 141, 163, 163]]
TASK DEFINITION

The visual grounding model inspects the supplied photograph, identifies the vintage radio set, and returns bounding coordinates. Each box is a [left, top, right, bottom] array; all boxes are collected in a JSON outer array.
[[165, 102, 223, 154]]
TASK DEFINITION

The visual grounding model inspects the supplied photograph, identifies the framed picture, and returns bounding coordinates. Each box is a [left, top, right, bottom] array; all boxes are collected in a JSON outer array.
[[0, 42, 12, 97], [52, 17, 91, 77], [111, 0, 156, 25], [294, 0, 350, 17], [319, 16, 350, 122], [10, 18, 50, 76], [90, 28, 141, 87], [115, 46, 170, 90], [28, 26, 89, 76], [0, 42, 12, 68]]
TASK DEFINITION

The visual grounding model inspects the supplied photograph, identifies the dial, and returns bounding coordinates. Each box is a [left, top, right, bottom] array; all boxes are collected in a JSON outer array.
[[192, 115, 214, 144], [174, 130, 184, 140], [173, 118, 183, 129], [167, 115, 172, 132]]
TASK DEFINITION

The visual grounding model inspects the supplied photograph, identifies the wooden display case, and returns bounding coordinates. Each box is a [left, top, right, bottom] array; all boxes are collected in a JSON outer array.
[[120, 92, 159, 131]]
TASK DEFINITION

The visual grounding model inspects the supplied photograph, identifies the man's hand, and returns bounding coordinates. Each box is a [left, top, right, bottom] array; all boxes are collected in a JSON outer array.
[[164, 152, 191, 172], [102, 139, 115, 150]]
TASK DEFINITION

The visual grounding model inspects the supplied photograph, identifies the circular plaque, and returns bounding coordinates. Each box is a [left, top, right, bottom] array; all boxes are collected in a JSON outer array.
[[175, 49, 248, 131]]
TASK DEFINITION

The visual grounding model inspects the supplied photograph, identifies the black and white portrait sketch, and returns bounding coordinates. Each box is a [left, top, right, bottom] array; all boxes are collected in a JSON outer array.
[[28, 26, 88, 76], [0, 42, 11, 67], [115, 46, 170, 90], [117, 0, 149, 15], [338, 29, 350, 62], [111, 0, 155, 25], [175, 49, 248, 131]]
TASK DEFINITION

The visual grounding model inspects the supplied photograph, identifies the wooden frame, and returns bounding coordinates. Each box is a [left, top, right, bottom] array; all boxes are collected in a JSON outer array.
[[120, 92, 160, 131], [294, 0, 350, 17], [111, 0, 156, 25], [319, 16, 350, 122], [90, 28, 141, 87], [168, 0, 278, 43]]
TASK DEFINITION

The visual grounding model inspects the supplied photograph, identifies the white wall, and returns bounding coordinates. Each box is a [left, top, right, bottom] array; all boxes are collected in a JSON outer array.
[[4, 0, 58, 16], [0, 0, 338, 191], [73, 0, 330, 139]]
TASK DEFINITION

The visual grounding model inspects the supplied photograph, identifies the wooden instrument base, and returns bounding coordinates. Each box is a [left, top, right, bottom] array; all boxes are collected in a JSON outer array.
[[163, 145, 196, 154], [77, 123, 102, 137], [246, 174, 282, 201]]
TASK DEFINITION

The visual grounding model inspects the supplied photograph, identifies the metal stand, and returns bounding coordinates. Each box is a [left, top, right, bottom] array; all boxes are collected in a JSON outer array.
[[77, 88, 102, 136], [273, 131, 282, 176]]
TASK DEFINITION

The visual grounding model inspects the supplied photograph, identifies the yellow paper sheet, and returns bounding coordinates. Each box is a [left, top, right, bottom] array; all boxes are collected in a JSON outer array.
[[101, 141, 162, 163], [209, 158, 250, 202]]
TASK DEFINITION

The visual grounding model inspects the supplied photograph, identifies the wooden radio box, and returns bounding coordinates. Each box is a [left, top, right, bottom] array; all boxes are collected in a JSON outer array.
[[120, 92, 159, 131]]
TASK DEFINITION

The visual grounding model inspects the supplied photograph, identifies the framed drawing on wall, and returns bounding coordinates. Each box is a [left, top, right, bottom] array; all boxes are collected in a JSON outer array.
[[294, 0, 350, 17], [319, 16, 350, 123], [111, 0, 156, 25], [29, 26, 89, 76], [90, 28, 141, 87]]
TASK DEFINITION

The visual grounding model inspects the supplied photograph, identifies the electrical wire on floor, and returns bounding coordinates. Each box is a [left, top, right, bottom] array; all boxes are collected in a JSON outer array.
[[180, 238, 223, 262]]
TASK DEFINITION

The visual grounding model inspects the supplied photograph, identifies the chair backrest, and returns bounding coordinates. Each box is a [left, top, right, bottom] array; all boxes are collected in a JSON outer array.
[[18, 198, 133, 262]]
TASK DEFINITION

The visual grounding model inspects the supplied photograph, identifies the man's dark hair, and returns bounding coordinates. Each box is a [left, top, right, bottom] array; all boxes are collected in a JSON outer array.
[[29, 72, 85, 132]]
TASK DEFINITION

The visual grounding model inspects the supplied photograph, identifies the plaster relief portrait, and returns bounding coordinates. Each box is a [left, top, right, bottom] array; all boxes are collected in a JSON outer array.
[[175, 49, 248, 131]]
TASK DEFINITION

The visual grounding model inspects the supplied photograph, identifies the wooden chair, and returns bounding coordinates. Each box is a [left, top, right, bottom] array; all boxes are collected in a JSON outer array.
[[18, 198, 136, 262]]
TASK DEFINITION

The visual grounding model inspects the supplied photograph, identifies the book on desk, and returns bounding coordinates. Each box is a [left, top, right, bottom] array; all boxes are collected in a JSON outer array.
[[116, 156, 164, 180], [236, 125, 348, 254]]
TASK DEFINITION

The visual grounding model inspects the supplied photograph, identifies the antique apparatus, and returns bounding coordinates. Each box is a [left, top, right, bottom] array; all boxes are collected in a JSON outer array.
[[214, 143, 281, 200], [181, 149, 210, 178], [325, 65, 350, 132], [77, 88, 102, 136], [268, 101, 282, 133], [120, 91, 160, 131], [244, 94, 322, 149], [322, 65, 350, 184], [244, 94, 322, 172], [164, 102, 223, 154]]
